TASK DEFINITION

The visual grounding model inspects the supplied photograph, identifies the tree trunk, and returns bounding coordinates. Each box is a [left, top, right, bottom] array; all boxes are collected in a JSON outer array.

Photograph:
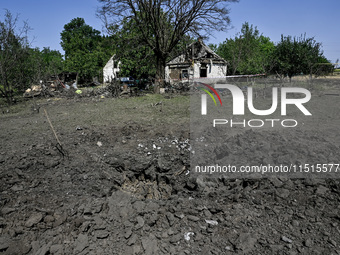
[[3, 80, 13, 106], [155, 55, 166, 94]]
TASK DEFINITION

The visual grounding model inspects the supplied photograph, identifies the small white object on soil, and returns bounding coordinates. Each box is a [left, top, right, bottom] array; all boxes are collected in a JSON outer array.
[[205, 219, 218, 226], [281, 236, 293, 243], [184, 232, 194, 241]]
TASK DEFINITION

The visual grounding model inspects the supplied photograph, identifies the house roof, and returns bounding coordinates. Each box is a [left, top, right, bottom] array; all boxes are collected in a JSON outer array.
[[167, 40, 227, 66]]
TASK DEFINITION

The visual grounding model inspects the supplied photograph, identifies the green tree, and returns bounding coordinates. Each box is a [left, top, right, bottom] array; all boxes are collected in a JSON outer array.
[[98, 0, 238, 92], [216, 22, 275, 75], [21, 47, 63, 87], [109, 17, 194, 80], [40, 47, 64, 78], [60, 17, 110, 83], [208, 44, 218, 53], [273, 34, 329, 81], [0, 10, 30, 104], [109, 17, 156, 79], [311, 56, 334, 77], [24, 48, 44, 84]]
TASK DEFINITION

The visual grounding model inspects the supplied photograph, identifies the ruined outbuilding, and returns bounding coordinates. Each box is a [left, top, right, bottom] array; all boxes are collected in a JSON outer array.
[[103, 55, 121, 83], [165, 39, 227, 84]]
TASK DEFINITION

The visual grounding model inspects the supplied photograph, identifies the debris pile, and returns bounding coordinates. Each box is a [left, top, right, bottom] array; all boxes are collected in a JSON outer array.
[[165, 82, 190, 93]]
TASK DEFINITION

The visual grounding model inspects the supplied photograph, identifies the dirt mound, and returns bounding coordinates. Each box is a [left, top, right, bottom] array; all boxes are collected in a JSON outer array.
[[0, 94, 340, 254]]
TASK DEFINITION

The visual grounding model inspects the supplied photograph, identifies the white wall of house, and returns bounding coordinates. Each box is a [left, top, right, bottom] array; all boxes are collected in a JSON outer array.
[[165, 62, 227, 84], [193, 62, 227, 79], [165, 40, 228, 84], [103, 56, 120, 83]]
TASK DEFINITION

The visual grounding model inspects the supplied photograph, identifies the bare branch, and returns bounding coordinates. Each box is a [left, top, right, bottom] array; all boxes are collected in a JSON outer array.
[[97, 0, 238, 89]]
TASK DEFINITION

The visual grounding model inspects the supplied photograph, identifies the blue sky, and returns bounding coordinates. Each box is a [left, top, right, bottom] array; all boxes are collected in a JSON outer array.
[[2, 0, 340, 63]]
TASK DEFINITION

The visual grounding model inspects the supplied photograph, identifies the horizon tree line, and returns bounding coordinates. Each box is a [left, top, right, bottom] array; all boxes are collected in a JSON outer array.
[[0, 6, 336, 104]]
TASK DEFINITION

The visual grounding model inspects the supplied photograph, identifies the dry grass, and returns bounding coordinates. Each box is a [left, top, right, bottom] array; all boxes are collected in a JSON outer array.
[[0, 94, 190, 145]]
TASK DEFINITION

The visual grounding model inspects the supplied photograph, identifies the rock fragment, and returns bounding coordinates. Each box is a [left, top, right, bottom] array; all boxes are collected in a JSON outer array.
[[25, 213, 44, 228], [0, 237, 9, 251], [187, 215, 199, 222], [304, 238, 313, 247], [73, 234, 89, 254], [141, 234, 158, 254], [135, 216, 144, 230], [236, 233, 257, 253], [96, 230, 109, 239]]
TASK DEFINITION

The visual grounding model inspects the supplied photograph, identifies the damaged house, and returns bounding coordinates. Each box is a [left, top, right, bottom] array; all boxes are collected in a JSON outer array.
[[103, 55, 121, 83], [165, 39, 227, 84]]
